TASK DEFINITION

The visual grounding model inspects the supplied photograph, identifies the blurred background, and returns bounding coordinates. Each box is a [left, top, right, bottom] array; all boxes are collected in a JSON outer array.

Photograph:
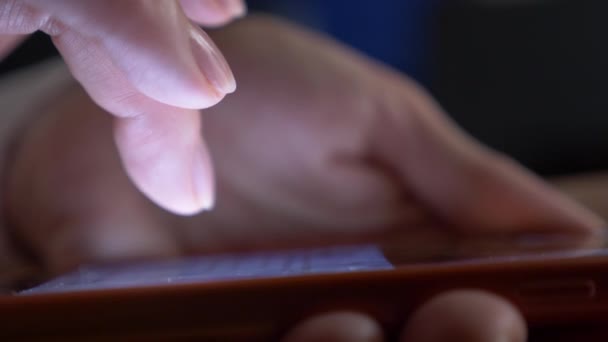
[[3, 0, 607, 177]]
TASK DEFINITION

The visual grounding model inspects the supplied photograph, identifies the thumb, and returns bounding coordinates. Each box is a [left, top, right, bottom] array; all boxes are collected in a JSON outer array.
[[371, 82, 604, 236]]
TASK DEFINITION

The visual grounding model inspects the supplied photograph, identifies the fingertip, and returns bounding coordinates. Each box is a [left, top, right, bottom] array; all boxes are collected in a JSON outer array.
[[507, 165, 607, 237], [283, 312, 384, 342], [124, 145, 216, 217], [401, 290, 526, 342], [189, 139, 216, 213], [549, 192, 606, 236], [113, 110, 215, 217]]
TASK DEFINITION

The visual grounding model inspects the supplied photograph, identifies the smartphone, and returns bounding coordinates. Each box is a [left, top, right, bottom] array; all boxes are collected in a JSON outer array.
[[1, 232, 608, 341]]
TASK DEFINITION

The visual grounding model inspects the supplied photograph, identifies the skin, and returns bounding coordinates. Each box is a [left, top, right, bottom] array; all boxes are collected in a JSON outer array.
[[0, 0, 247, 214], [553, 172, 608, 221], [0, 13, 604, 342]]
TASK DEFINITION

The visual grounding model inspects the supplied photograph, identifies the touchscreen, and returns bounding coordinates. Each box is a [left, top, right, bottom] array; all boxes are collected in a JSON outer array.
[[23, 245, 393, 294], [23, 233, 608, 295]]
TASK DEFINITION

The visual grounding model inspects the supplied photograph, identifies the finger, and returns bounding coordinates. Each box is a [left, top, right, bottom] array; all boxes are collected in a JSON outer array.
[[282, 311, 384, 342], [52, 26, 214, 214], [7, 0, 235, 213], [371, 83, 604, 235], [180, 0, 246, 27], [6, 86, 180, 272], [0, 34, 26, 60], [401, 290, 526, 342], [28, 0, 236, 107], [0, 1, 45, 33]]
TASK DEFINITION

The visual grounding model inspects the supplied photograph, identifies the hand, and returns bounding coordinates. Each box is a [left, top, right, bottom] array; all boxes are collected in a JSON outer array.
[[3, 15, 603, 341], [0, 0, 246, 214], [283, 290, 527, 342]]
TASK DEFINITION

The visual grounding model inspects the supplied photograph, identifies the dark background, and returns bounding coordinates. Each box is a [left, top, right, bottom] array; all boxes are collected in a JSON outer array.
[[2, 0, 607, 177], [436, 0, 608, 176]]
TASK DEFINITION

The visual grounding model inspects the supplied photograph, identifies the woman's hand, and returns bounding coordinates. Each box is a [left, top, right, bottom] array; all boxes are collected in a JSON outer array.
[[283, 290, 527, 342], [3, 15, 603, 341], [0, 0, 246, 214]]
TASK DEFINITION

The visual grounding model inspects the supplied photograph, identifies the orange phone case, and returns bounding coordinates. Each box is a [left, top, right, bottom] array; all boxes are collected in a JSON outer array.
[[1, 242, 608, 341]]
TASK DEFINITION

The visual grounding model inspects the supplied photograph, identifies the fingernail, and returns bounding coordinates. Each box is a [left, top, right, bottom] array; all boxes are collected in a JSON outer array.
[[189, 25, 236, 94], [191, 141, 215, 211]]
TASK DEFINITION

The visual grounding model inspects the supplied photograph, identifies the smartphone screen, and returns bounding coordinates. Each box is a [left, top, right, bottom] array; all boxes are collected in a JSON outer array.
[[22, 244, 393, 294], [22, 232, 608, 295]]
